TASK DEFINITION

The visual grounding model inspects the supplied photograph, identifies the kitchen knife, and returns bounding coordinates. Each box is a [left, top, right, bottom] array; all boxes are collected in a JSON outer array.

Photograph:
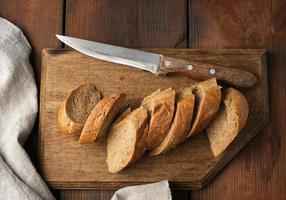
[[56, 35, 257, 88]]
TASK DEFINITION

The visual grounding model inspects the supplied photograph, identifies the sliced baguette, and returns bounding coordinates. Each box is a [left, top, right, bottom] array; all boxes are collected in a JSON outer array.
[[187, 78, 221, 137], [113, 107, 131, 125], [150, 87, 195, 156], [141, 88, 175, 150], [57, 84, 101, 135], [106, 107, 148, 173], [142, 89, 161, 101], [206, 88, 249, 157], [79, 93, 126, 144]]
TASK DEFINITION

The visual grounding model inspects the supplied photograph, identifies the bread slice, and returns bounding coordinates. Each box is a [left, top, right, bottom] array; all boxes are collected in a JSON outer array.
[[141, 88, 175, 150], [206, 88, 249, 157], [187, 78, 221, 137], [57, 84, 101, 135], [143, 89, 161, 101], [78, 93, 127, 144], [113, 107, 131, 125], [106, 107, 148, 173], [150, 87, 195, 156]]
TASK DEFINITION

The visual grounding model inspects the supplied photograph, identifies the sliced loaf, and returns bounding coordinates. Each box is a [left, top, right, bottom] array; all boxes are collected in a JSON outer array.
[[106, 107, 148, 173], [206, 88, 249, 157], [57, 84, 101, 135], [141, 88, 175, 150], [187, 78, 221, 137], [150, 87, 195, 156], [78, 93, 126, 144], [113, 107, 131, 125]]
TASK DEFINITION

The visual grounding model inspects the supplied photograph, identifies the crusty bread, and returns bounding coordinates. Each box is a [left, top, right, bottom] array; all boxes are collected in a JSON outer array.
[[57, 84, 101, 135], [79, 93, 127, 144], [150, 87, 195, 156], [141, 88, 175, 150], [143, 89, 161, 101], [187, 78, 221, 137], [113, 107, 131, 125], [106, 107, 148, 173], [206, 88, 249, 157]]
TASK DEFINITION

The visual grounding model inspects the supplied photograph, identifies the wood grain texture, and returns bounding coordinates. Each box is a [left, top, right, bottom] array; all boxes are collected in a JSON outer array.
[[39, 48, 267, 190], [0, 0, 64, 83], [65, 0, 188, 48], [58, 190, 189, 200], [159, 56, 258, 87], [188, 0, 271, 48], [265, 1, 286, 199], [189, 0, 286, 200], [59, 190, 114, 200]]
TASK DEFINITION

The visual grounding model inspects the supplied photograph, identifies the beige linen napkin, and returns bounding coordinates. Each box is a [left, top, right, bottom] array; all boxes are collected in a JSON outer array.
[[0, 17, 55, 200], [111, 180, 172, 200]]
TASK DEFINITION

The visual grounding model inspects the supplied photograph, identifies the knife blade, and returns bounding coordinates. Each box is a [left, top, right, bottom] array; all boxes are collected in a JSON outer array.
[[56, 35, 257, 88]]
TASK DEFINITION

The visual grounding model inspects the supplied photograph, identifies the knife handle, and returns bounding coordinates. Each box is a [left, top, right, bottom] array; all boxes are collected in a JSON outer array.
[[158, 56, 257, 88]]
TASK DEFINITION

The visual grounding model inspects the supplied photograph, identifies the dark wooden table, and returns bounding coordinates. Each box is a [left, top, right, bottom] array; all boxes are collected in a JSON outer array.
[[1, 1, 285, 199]]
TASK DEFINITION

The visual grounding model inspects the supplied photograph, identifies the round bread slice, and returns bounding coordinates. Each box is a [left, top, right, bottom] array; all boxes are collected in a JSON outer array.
[[106, 107, 149, 173], [150, 87, 195, 156], [57, 84, 101, 135], [78, 93, 127, 144], [187, 78, 221, 137], [206, 88, 249, 157], [141, 88, 175, 150]]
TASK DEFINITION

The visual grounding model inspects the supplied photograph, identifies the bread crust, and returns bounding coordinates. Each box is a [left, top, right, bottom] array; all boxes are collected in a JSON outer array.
[[142, 88, 175, 150], [187, 78, 221, 137], [224, 88, 249, 132], [128, 114, 149, 167], [79, 93, 126, 144], [207, 88, 249, 157], [106, 107, 148, 173], [150, 87, 195, 155], [113, 107, 131, 125], [57, 95, 84, 135]]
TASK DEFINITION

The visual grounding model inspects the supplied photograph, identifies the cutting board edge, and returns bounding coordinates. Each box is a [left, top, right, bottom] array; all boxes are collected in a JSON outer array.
[[38, 50, 49, 177], [42, 48, 267, 54], [46, 180, 204, 190]]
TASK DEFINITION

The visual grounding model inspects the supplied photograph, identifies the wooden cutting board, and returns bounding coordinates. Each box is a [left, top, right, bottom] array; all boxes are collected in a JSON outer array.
[[39, 48, 268, 189]]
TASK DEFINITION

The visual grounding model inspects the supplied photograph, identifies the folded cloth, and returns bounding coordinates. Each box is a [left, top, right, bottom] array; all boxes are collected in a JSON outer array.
[[111, 180, 172, 200], [0, 17, 55, 200]]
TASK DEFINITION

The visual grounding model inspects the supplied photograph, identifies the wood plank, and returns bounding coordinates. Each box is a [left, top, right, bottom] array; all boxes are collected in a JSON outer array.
[[59, 190, 114, 200], [65, 0, 188, 48], [0, 2, 64, 196], [188, 0, 271, 48], [0, 0, 64, 83], [189, 0, 286, 199], [39, 48, 267, 190], [59, 190, 190, 200], [267, 1, 286, 199], [64, 0, 188, 199]]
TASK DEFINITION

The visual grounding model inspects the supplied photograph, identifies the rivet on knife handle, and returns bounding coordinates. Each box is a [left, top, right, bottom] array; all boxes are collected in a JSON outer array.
[[158, 56, 257, 88]]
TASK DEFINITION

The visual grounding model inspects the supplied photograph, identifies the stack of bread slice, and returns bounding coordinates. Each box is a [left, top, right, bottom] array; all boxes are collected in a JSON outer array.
[[57, 78, 249, 173]]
